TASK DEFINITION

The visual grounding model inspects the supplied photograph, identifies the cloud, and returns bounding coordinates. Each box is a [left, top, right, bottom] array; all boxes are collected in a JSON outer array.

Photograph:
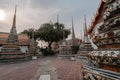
[[0, 0, 100, 38], [29, 0, 57, 9]]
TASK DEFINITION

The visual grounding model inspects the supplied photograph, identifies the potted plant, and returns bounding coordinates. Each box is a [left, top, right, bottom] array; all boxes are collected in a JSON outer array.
[[71, 45, 79, 60]]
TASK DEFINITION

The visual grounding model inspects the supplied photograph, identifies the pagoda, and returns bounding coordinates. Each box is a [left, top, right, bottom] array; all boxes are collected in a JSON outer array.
[[83, 0, 120, 79], [58, 18, 73, 58], [29, 31, 38, 58], [78, 15, 93, 56], [0, 5, 28, 62], [58, 34, 71, 59]]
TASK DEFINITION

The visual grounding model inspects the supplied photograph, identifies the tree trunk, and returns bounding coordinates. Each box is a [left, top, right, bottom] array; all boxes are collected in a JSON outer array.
[[48, 42, 52, 51]]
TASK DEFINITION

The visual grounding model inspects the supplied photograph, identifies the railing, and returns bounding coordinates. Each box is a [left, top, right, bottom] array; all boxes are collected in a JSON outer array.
[[83, 66, 120, 80]]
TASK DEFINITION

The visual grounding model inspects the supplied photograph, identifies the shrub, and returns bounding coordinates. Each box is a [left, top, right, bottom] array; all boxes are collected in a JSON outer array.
[[71, 45, 79, 54], [40, 48, 55, 56]]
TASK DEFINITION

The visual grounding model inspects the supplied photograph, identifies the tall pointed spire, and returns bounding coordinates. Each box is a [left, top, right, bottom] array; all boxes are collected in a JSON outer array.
[[57, 14, 59, 23], [84, 14, 89, 43], [84, 15, 87, 37], [12, 4, 17, 28], [80, 29, 82, 41], [72, 17, 75, 44], [7, 5, 18, 43], [83, 26, 85, 42]]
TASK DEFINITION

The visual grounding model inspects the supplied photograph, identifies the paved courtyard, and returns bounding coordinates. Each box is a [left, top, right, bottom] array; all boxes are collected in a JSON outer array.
[[0, 57, 83, 80]]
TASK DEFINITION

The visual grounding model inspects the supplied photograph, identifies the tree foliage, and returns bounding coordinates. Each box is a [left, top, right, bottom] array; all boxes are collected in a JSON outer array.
[[36, 22, 70, 51], [21, 28, 37, 40], [21, 22, 71, 53]]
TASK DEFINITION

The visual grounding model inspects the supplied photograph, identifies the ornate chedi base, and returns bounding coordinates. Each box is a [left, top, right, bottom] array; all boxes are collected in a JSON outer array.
[[88, 49, 120, 72], [83, 66, 120, 80], [85, 0, 120, 79], [76, 42, 93, 65], [58, 41, 71, 59], [82, 49, 120, 80], [79, 42, 93, 55], [0, 43, 29, 62]]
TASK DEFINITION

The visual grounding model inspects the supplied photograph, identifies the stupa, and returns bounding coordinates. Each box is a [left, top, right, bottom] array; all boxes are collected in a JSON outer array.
[[83, 0, 120, 79], [76, 16, 93, 64], [78, 15, 93, 56], [29, 31, 38, 59], [58, 18, 71, 58], [0, 5, 28, 62]]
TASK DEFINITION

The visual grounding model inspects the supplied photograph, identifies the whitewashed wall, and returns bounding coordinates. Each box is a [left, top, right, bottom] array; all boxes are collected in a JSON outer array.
[[20, 46, 29, 53]]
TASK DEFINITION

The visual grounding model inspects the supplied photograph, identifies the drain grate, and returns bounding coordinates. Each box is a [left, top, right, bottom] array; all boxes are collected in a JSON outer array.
[[39, 75, 50, 80]]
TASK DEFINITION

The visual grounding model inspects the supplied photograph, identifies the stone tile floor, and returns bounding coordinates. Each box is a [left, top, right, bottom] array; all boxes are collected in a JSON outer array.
[[0, 57, 83, 80]]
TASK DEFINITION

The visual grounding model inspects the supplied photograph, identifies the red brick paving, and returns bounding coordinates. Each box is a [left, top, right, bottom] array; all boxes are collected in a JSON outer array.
[[0, 59, 43, 80], [0, 57, 83, 80], [52, 58, 83, 80]]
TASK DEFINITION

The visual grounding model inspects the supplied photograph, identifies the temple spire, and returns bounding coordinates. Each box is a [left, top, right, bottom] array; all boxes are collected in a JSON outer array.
[[72, 17, 75, 44], [7, 5, 18, 43], [12, 5, 17, 28], [84, 15, 89, 43], [80, 29, 82, 41], [84, 15, 87, 37]]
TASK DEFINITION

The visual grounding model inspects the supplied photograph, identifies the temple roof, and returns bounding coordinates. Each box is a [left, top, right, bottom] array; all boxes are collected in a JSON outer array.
[[0, 33, 28, 39], [0, 33, 29, 45], [88, 1, 105, 34]]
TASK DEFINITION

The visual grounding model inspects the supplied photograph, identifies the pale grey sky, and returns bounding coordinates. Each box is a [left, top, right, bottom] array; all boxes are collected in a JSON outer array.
[[0, 0, 100, 39]]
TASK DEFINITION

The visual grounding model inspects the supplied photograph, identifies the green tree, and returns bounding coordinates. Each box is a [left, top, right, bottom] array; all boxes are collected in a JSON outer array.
[[71, 45, 79, 54], [36, 22, 70, 52], [20, 22, 70, 55], [21, 28, 37, 40]]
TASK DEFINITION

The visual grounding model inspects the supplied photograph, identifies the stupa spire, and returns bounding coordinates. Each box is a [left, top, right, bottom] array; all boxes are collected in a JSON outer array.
[[84, 15, 89, 43], [80, 29, 83, 42], [72, 17, 75, 43], [7, 5, 18, 43], [12, 5, 17, 28], [84, 15, 87, 37], [57, 14, 59, 23]]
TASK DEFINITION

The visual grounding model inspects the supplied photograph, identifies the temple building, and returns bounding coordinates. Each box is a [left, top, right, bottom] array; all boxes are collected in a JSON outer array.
[[0, 32, 29, 53], [83, 0, 120, 79]]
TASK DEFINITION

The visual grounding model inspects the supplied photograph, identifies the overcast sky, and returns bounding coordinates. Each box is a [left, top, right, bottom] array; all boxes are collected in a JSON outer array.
[[0, 0, 100, 39]]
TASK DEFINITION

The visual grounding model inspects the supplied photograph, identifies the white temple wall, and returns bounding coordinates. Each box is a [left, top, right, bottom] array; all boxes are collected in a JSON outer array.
[[0, 46, 28, 53], [20, 46, 28, 53]]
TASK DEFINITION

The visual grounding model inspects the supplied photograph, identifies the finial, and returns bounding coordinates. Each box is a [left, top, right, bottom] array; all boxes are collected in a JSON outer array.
[[84, 14, 87, 36], [15, 4, 17, 14], [57, 14, 59, 23], [72, 16, 74, 28], [12, 3, 17, 28], [14, 0, 17, 11], [49, 20, 53, 24], [81, 29, 82, 41]]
